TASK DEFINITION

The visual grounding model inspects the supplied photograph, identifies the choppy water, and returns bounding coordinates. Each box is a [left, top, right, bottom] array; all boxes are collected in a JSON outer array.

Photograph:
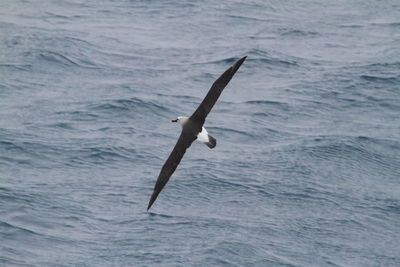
[[1, 0, 400, 266]]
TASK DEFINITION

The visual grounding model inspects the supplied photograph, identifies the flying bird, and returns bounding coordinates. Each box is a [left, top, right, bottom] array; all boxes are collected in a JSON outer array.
[[147, 56, 247, 210]]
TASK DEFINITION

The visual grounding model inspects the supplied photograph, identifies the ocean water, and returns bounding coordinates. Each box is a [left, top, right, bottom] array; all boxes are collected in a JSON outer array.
[[1, 0, 400, 266]]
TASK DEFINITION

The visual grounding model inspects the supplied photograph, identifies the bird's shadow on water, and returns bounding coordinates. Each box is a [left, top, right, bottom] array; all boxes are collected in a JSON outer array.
[[117, 210, 175, 226], [146, 211, 173, 218], [143, 210, 193, 228], [145, 209, 193, 223]]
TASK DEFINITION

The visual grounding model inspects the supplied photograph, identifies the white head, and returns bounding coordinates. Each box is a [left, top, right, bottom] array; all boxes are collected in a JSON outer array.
[[171, 116, 189, 126]]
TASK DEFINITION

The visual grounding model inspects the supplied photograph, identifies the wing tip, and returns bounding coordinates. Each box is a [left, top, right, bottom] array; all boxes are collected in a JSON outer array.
[[232, 56, 247, 72], [147, 191, 158, 210], [238, 56, 247, 63], [147, 199, 154, 211]]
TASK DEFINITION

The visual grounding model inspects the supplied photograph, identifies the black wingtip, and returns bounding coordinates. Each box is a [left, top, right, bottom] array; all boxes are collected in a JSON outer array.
[[147, 195, 155, 211], [231, 56, 247, 73], [238, 56, 247, 64], [147, 188, 160, 211], [147, 202, 153, 211]]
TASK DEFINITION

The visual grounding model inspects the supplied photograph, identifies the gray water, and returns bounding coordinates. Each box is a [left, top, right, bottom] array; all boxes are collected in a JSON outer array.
[[1, 0, 400, 266]]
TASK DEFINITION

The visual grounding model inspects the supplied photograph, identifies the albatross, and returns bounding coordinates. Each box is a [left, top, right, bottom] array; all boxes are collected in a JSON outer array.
[[147, 56, 247, 210]]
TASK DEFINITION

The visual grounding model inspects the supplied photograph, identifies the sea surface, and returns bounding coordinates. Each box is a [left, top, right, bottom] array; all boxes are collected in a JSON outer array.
[[1, 1, 400, 266]]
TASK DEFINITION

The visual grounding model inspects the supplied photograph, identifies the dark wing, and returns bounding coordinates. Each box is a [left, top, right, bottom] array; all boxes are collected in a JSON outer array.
[[147, 130, 196, 210], [190, 56, 247, 125]]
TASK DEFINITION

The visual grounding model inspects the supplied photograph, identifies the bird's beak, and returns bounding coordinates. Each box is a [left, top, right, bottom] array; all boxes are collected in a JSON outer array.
[[171, 119, 178, 122]]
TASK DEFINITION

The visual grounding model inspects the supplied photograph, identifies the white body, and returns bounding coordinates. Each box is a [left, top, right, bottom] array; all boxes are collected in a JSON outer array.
[[197, 127, 210, 143]]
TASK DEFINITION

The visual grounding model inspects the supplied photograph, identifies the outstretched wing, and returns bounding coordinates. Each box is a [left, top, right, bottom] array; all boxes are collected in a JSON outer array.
[[190, 56, 247, 125], [147, 131, 196, 210]]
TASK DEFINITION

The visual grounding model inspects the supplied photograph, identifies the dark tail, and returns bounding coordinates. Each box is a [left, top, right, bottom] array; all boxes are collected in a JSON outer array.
[[205, 135, 216, 149]]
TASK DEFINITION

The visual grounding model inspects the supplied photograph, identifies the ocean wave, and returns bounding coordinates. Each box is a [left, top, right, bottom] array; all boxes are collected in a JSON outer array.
[[0, 64, 32, 71], [204, 52, 298, 69], [243, 100, 290, 110], [371, 22, 400, 27], [63, 145, 143, 167], [0, 139, 62, 168], [227, 14, 272, 23], [278, 28, 320, 37], [0, 220, 39, 236], [43, 12, 83, 21], [207, 126, 256, 139], [300, 135, 400, 178], [247, 49, 302, 67], [89, 97, 170, 117], [208, 56, 245, 66], [53, 110, 99, 121], [36, 50, 99, 69], [360, 75, 399, 83], [363, 62, 400, 69], [45, 122, 75, 130]]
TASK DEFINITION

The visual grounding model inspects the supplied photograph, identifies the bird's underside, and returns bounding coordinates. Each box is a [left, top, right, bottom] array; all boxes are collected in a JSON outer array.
[[147, 56, 247, 210]]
